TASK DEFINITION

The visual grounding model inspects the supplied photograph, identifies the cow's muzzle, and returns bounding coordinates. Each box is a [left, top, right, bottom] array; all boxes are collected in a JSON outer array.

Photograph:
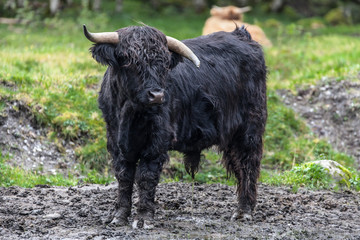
[[148, 89, 165, 105]]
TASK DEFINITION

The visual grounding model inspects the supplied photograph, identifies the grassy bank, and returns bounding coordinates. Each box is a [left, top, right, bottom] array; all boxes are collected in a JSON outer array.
[[1, 1, 359, 190]]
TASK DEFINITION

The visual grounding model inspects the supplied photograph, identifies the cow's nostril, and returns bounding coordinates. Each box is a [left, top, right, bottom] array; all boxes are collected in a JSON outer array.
[[148, 90, 164, 104]]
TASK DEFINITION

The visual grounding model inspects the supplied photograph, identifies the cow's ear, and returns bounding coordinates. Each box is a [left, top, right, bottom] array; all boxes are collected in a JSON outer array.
[[90, 43, 118, 67], [169, 52, 183, 69]]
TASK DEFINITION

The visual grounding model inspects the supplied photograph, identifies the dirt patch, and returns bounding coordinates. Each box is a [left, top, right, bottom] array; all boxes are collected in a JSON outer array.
[[0, 182, 359, 239], [278, 78, 360, 167], [0, 100, 77, 175], [0, 80, 17, 90]]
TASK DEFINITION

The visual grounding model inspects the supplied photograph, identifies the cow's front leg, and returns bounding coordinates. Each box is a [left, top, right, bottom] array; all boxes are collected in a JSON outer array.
[[107, 158, 137, 226], [132, 153, 168, 229]]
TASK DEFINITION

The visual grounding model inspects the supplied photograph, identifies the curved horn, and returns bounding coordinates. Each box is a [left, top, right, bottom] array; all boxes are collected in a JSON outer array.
[[83, 25, 119, 44], [166, 36, 200, 68]]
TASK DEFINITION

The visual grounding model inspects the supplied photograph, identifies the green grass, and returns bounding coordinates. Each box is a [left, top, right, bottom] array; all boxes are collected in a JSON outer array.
[[266, 33, 360, 90], [0, 151, 114, 187], [260, 163, 360, 192], [263, 91, 354, 169], [0, 151, 76, 187], [1, 1, 359, 189], [260, 163, 334, 192]]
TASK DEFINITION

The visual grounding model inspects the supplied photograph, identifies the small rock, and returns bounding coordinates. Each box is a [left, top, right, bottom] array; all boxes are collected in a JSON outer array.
[[19, 210, 32, 216], [28, 131, 37, 138], [310, 160, 352, 185], [31, 209, 44, 215], [44, 213, 62, 220]]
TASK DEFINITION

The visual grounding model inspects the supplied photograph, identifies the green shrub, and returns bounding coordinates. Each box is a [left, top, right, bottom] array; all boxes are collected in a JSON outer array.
[[325, 8, 348, 25]]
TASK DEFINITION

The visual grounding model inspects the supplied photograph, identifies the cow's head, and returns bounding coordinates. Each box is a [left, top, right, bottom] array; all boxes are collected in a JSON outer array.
[[84, 25, 199, 106]]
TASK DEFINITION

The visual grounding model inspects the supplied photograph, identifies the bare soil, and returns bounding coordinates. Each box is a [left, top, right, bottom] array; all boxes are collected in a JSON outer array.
[[0, 100, 77, 175], [279, 77, 360, 167], [1, 182, 360, 239]]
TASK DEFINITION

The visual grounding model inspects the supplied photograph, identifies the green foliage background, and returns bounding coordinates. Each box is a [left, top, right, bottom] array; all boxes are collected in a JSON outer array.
[[0, 0, 359, 190]]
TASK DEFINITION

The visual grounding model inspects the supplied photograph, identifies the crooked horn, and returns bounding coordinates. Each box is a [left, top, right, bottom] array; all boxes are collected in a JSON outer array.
[[238, 6, 252, 13], [166, 36, 200, 68], [83, 25, 119, 44]]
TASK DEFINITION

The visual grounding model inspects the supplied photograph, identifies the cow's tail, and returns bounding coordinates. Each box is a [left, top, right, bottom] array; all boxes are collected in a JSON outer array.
[[232, 25, 252, 42]]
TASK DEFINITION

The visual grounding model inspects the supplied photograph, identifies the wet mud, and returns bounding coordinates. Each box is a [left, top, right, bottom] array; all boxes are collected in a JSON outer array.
[[1, 182, 359, 239]]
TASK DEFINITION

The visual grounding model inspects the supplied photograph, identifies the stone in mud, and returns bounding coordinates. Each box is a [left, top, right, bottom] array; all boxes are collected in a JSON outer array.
[[309, 160, 352, 186], [44, 213, 62, 220]]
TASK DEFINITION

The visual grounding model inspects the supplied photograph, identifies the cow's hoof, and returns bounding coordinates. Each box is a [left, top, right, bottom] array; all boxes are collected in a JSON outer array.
[[108, 216, 128, 227], [242, 213, 253, 221], [132, 219, 154, 229], [231, 211, 253, 222], [104, 209, 129, 227], [103, 214, 114, 224]]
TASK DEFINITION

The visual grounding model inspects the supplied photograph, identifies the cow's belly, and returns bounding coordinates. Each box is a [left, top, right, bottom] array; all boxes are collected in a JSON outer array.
[[171, 118, 219, 153]]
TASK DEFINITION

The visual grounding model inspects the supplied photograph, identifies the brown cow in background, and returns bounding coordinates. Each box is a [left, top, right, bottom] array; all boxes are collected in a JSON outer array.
[[202, 5, 272, 47]]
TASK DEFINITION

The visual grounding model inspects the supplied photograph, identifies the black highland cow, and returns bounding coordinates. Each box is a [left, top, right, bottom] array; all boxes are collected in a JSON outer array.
[[84, 24, 267, 228]]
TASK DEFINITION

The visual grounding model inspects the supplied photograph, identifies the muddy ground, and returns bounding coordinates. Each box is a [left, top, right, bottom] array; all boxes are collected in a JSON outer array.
[[0, 100, 77, 175], [279, 77, 360, 167], [1, 182, 360, 239], [1, 78, 360, 239]]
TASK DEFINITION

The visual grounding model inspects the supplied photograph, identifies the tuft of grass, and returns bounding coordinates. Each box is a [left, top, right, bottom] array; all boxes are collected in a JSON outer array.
[[76, 138, 110, 171], [260, 163, 333, 192], [82, 169, 115, 185], [349, 170, 360, 192]]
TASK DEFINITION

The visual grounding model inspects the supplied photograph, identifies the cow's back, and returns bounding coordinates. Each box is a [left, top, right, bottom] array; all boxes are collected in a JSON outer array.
[[169, 29, 266, 151]]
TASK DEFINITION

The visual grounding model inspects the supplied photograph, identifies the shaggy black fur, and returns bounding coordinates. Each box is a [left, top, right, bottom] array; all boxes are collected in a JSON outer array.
[[90, 25, 267, 225]]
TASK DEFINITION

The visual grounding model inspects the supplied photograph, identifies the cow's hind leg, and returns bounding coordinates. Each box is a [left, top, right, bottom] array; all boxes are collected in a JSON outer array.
[[132, 153, 168, 229], [223, 127, 263, 221]]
